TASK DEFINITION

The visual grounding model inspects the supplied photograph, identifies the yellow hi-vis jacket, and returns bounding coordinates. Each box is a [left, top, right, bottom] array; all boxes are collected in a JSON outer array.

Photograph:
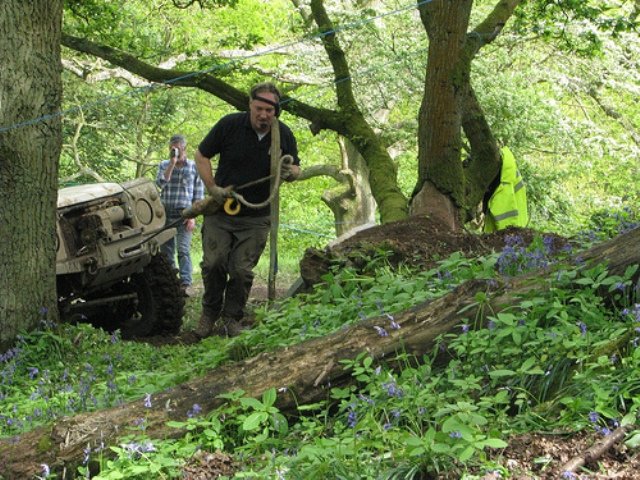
[[484, 146, 529, 232]]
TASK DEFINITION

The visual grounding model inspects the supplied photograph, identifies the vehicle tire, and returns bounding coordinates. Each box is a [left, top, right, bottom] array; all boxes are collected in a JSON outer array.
[[119, 253, 185, 338]]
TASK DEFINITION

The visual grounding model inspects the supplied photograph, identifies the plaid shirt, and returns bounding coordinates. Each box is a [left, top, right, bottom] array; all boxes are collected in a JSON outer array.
[[156, 159, 204, 211]]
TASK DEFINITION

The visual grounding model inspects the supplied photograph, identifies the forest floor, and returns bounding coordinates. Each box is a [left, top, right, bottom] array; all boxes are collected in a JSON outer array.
[[141, 215, 640, 479]]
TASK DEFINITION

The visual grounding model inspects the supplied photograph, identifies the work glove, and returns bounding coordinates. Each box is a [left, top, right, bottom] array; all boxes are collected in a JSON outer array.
[[279, 155, 294, 180], [207, 185, 233, 204]]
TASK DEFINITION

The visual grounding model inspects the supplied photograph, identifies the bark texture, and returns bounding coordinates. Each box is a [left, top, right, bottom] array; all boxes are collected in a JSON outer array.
[[1, 227, 638, 479], [0, 0, 63, 350], [415, 0, 473, 215]]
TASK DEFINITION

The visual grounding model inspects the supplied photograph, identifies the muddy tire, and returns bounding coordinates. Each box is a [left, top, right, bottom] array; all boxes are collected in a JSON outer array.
[[72, 254, 184, 338], [119, 253, 185, 338]]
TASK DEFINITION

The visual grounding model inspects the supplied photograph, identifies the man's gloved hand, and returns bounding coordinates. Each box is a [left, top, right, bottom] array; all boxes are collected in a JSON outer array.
[[279, 155, 293, 180], [208, 185, 233, 204]]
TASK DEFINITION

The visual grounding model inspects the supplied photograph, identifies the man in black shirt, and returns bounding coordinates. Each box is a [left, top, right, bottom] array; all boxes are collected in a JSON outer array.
[[194, 82, 301, 338]]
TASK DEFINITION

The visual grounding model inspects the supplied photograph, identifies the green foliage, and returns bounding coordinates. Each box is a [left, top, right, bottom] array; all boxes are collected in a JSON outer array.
[[7, 225, 640, 479]]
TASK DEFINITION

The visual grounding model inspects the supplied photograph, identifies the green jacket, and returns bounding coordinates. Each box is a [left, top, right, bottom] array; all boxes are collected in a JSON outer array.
[[484, 146, 529, 232]]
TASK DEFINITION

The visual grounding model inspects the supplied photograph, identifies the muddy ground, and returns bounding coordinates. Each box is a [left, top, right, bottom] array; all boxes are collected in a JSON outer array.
[[143, 215, 640, 479]]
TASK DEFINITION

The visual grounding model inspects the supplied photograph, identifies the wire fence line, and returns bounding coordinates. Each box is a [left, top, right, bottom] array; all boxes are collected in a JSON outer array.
[[0, 0, 433, 134]]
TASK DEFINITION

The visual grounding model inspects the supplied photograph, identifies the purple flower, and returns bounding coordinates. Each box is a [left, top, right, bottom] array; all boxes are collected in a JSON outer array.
[[143, 393, 152, 408], [561, 472, 576, 479], [588, 411, 599, 423], [598, 426, 611, 436], [347, 406, 357, 428], [40, 464, 50, 478], [28, 367, 39, 379], [187, 403, 203, 418], [449, 431, 462, 439], [461, 324, 470, 333], [374, 326, 388, 337], [383, 381, 403, 398], [577, 322, 587, 335]]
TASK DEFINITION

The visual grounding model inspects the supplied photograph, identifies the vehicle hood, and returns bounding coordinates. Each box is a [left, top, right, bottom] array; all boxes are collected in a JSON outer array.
[[57, 183, 124, 209]]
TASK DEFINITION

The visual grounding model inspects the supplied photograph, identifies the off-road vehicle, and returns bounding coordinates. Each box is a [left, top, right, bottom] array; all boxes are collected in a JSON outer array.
[[56, 178, 185, 338]]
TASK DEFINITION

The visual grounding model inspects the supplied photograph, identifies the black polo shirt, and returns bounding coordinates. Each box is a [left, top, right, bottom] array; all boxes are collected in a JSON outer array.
[[198, 112, 300, 217]]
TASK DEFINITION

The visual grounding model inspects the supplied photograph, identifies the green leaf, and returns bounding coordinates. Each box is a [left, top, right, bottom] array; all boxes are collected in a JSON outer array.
[[242, 412, 268, 431], [405, 435, 424, 447], [262, 388, 277, 408], [432, 443, 450, 453], [458, 445, 475, 462], [239, 397, 264, 410], [520, 356, 536, 372], [488, 369, 516, 378], [480, 438, 508, 449], [625, 433, 640, 448], [620, 412, 636, 427]]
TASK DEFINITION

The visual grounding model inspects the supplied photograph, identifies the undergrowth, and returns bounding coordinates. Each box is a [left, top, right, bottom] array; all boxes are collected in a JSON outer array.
[[1, 229, 640, 479]]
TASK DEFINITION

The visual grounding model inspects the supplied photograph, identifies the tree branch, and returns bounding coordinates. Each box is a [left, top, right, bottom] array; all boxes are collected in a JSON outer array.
[[466, 0, 522, 57], [61, 33, 344, 135]]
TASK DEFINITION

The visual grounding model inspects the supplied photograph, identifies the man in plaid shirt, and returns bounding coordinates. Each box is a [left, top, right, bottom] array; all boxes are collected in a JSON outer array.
[[156, 134, 204, 295]]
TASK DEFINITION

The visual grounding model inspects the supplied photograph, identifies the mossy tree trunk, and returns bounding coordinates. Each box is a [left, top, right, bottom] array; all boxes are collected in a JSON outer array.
[[0, 0, 63, 351]]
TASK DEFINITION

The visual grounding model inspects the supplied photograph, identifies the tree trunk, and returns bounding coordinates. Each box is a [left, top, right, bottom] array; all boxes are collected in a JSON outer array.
[[0, 1, 63, 351], [413, 0, 473, 230], [309, 0, 408, 223], [322, 137, 377, 236], [1, 227, 638, 478]]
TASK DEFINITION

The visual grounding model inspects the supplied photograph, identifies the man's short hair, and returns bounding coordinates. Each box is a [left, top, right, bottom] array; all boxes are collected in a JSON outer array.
[[169, 134, 186, 146], [250, 82, 281, 102]]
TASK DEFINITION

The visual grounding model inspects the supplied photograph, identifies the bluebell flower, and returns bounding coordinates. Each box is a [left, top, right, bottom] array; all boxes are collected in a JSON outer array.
[[577, 322, 587, 335], [374, 326, 388, 337], [347, 406, 357, 428], [187, 403, 203, 418], [598, 426, 611, 436], [382, 380, 403, 398], [588, 411, 599, 423], [358, 394, 374, 405]]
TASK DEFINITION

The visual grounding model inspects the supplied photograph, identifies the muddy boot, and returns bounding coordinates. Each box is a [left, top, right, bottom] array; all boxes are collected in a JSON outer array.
[[195, 313, 215, 338], [221, 317, 245, 338]]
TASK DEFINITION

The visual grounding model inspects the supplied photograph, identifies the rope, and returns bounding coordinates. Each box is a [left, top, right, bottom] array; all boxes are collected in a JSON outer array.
[[228, 154, 293, 210]]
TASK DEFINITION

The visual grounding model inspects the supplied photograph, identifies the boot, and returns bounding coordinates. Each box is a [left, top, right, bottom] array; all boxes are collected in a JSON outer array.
[[224, 318, 245, 337], [195, 313, 215, 338]]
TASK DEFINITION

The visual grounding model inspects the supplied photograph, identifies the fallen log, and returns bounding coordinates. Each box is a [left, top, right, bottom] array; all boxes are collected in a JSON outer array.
[[0, 227, 638, 479]]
